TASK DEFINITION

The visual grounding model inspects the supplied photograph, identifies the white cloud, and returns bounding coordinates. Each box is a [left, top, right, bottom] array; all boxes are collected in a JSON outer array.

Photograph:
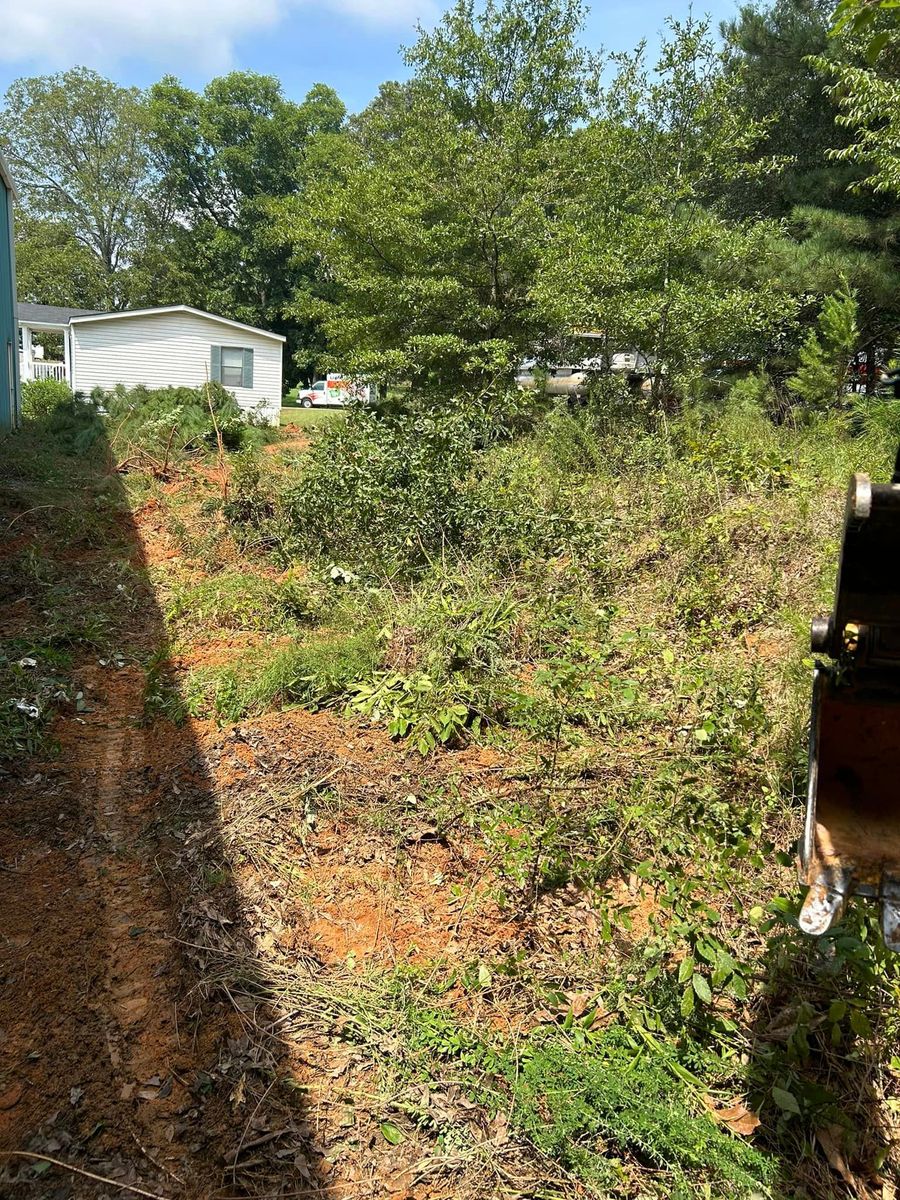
[[0, 0, 434, 73]]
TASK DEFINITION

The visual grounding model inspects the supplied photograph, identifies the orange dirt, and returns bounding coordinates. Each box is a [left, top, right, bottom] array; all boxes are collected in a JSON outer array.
[[265, 429, 310, 456], [0, 462, 576, 1199], [0, 437, 614, 1199]]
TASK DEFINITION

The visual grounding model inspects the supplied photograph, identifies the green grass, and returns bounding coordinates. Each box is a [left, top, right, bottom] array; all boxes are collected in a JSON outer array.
[[182, 628, 383, 721], [280, 405, 343, 429], [0, 411, 140, 761], [167, 569, 321, 634]]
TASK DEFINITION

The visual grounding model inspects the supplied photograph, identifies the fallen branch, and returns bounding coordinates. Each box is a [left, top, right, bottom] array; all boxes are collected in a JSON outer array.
[[4, 504, 57, 531], [0, 1151, 170, 1199]]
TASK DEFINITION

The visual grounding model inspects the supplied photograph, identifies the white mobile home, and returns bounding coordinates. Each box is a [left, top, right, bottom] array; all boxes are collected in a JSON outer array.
[[17, 304, 285, 424]]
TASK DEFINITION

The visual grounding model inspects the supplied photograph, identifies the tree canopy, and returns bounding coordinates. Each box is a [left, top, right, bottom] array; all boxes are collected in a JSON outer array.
[[4, 0, 900, 398]]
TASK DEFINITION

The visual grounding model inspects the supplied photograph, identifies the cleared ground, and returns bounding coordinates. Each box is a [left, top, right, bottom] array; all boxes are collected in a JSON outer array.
[[2, 407, 900, 1200]]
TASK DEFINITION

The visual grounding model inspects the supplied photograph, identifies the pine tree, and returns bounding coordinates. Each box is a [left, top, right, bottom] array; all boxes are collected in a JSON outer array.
[[788, 282, 859, 409]]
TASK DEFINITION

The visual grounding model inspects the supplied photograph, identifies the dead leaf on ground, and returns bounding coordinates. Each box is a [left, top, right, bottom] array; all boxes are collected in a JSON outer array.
[[703, 1095, 761, 1137], [816, 1124, 871, 1198], [564, 992, 592, 1018], [230, 1072, 246, 1109], [487, 1111, 509, 1147]]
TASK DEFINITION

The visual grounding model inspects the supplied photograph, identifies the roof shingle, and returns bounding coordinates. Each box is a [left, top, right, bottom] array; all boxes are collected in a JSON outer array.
[[17, 303, 106, 326]]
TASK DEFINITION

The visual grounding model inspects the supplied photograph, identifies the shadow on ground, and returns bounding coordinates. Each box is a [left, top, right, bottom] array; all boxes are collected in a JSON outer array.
[[0, 410, 333, 1197]]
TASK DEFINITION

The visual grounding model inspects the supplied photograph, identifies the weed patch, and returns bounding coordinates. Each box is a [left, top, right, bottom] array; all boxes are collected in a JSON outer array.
[[183, 630, 382, 721], [167, 570, 321, 634], [509, 1030, 775, 1195]]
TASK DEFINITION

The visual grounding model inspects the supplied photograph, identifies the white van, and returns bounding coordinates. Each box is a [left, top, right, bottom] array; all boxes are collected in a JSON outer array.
[[296, 373, 371, 408]]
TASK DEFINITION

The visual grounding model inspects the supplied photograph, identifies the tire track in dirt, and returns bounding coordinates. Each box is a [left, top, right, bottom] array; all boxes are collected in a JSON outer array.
[[71, 663, 192, 1185], [0, 661, 189, 1197]]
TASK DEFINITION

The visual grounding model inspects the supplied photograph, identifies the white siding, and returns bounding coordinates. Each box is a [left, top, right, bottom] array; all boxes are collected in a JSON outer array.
[[71, 310, 283, 424]]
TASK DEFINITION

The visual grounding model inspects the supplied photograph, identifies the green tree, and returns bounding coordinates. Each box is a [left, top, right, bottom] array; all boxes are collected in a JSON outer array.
[[722, 0, 858, 214], [147, 73, 345, 385], [759, 205, 898, 386], [819, 11, 900, 196], [787, 280, 859, 408], [14, 215, 109, 308], [721, 2, 900, 385], [535, 18, 794, 401], [281, 0, 593, 393], [0, 68, 155, 309]]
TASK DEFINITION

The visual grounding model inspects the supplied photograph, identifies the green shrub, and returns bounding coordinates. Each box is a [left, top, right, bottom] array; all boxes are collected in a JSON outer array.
[[281, 402, 609, 576], [465, 440, 609, 568], [283, 404, 483, 572], [21, 377, 74, 420], [677, 387, 794, 493], [221, 449, 280, 549]]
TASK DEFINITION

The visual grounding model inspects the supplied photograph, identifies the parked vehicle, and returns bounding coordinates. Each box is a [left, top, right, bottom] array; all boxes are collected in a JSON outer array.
[[515, 361, 594, 399], [515, 350, 654, 400], [296, 373, 371, 408]]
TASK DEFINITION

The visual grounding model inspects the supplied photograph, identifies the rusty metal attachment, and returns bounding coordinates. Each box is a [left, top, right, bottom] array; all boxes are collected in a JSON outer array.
[[801, 464, 900, 950]]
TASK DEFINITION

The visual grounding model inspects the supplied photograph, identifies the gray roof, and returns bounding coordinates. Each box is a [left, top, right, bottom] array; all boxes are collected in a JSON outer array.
[[17, 302, 106, 326]]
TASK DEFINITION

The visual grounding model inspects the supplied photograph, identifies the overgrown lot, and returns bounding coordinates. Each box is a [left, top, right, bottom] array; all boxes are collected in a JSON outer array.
[[3, 383, 900, 1199]]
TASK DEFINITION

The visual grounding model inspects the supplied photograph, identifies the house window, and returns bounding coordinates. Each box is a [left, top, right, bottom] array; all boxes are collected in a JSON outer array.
[[211, 345, 254, 389], [221, 347, 247, 387]]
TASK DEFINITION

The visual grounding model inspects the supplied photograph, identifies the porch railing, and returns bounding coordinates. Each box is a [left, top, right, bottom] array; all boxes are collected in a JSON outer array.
[[31, 361, 67, 383]]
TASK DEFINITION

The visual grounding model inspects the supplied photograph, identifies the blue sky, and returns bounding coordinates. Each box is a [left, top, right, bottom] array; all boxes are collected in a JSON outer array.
[[0, 0, 739, 115]]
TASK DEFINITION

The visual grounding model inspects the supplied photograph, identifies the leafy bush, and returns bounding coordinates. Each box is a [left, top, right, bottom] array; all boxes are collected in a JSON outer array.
[[282, 402, 609, 575], [722, 370, 777, 417], [347, 672, 473, 753], [21, 377, 74, 420], [283, 404, 483, 572], [221, 449, 281, 550], [465, 440, 610, 568], [678, 387, 794, 493]]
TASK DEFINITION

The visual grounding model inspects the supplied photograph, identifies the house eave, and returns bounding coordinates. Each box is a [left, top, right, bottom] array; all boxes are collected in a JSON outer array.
[[17, 319, 70, 333], [69, 305, 287, 343], [0, 153, 20, 203]]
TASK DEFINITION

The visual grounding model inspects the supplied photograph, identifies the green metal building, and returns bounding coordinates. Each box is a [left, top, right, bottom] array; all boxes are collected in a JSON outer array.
[[0, 154, 19, 432]]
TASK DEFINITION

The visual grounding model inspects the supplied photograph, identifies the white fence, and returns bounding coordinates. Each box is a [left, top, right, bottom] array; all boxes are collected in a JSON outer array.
[[30, 361, 67, 383]]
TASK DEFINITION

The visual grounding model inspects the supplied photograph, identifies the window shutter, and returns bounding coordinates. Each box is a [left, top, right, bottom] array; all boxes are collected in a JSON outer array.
[[210, 344, 222, 383], [242, 348, 254, 389]]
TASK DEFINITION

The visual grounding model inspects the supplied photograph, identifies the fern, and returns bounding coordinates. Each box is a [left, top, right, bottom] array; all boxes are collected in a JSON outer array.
[[508, 1029, 775, 1195]]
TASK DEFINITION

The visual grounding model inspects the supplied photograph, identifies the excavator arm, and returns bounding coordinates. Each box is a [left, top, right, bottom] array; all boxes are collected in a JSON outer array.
[[801, 458, 900, 949]]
